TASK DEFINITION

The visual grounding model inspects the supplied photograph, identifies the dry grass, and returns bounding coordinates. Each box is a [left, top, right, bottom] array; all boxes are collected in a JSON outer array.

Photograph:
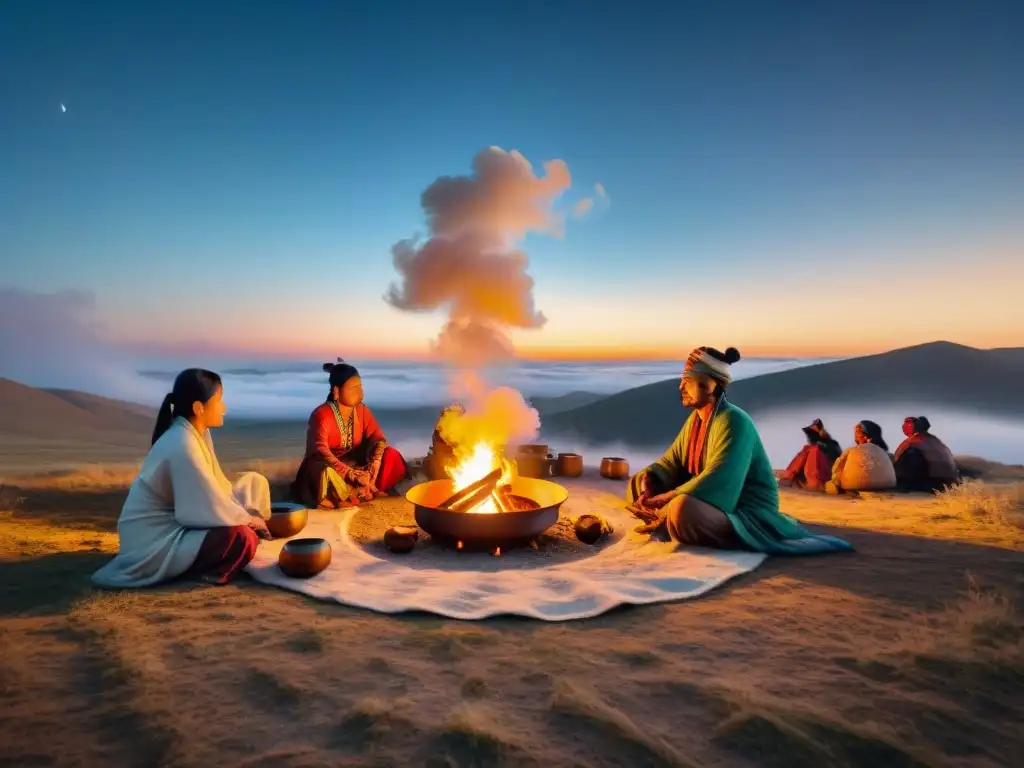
[[933, 480, 1024, 530], [2, 464, 1024, 765], [0, 456, 303, 491]]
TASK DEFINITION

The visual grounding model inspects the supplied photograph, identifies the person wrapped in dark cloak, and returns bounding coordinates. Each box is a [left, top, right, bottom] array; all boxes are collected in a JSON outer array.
[[893, 416, 961, 492]]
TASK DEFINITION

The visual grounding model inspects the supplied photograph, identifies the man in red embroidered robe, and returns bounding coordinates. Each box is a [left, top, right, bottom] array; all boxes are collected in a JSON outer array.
[[291, 360, 407, 508]]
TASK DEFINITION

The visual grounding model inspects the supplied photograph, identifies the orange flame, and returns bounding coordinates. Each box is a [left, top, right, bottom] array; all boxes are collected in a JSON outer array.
[[446, 442, 515, 515]]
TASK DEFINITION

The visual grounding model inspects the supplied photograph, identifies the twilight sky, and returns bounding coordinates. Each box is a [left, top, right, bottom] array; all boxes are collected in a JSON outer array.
[[2, 0, 1022, 362]]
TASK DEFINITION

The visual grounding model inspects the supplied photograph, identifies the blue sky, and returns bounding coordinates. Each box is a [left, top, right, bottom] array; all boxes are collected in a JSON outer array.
[[2, 0, 1022, 359]]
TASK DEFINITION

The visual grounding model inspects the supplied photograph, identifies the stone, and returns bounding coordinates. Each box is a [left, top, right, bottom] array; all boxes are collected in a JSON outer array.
[[574, 514, 611, 545], [384, 525, 419, 553]]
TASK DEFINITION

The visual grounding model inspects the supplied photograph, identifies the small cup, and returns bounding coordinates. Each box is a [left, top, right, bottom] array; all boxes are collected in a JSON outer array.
[[555, 452, 584, 478], [278, 537, 332, 578], [599, 457, 629, 480], [267, 503, 309, 539]]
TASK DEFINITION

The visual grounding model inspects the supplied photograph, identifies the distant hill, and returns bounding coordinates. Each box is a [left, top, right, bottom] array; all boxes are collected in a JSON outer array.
[[0, 378, 154, 440], [543, 342, 1024, 446], [527, 390, 606, 415]]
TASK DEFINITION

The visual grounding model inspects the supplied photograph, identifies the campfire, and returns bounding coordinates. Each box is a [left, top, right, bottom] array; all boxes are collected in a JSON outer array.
[[442, 444, 541, 515], [405, 441, 568, 550]]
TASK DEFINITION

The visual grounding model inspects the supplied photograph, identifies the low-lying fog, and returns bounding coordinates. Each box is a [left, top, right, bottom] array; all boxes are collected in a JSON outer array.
[[377, 405, 1024, 470]]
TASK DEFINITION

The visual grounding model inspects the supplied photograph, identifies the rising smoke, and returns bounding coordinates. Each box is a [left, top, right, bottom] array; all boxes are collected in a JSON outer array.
[[384, 147, 599, 452]]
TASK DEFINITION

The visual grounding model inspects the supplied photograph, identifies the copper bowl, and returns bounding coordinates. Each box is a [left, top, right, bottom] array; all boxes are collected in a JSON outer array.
[[267, 502, 309, 539], [555, 452, 584, 478], [278, 537, 332, 578], [600, 457, 629, 480]]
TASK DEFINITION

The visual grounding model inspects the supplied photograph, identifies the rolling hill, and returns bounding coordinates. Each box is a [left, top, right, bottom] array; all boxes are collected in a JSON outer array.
[[0, 378, 155, 440], [543, 341, 1024, 446]]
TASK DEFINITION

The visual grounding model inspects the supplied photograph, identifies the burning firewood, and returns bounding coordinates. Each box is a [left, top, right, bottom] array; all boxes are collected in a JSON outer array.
[[505, 494, 541, 512], [491, 483, 514, 514], [439, 467, 503, 512]]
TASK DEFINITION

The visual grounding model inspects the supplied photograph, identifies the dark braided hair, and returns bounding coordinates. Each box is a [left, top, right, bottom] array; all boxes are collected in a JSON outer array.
[[151, 368, 222, 445]]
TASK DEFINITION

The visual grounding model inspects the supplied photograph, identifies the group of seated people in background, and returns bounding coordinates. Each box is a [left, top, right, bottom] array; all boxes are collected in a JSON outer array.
[[778, 415, 961, 494], [100, 344, 979, 588]]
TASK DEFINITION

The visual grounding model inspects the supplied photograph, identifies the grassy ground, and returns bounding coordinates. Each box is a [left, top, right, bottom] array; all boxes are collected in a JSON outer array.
[[1, 465, 1023, 767]]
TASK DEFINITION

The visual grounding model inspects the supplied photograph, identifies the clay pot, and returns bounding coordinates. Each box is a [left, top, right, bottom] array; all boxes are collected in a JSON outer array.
[[278, 538, 332, 578], [266, 503, 309, 539], [384, 525, 419, 554], [574, 514, 611, 544], [514, 444, 555, 479], [555, 452, 583, 478], [600, 457, 629, 480]]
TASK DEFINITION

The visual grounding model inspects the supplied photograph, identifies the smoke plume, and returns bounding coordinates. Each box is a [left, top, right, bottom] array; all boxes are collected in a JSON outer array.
[[436, 373, 543, 461], [385, 146, 578, 367], [384, 146, 600, 453]]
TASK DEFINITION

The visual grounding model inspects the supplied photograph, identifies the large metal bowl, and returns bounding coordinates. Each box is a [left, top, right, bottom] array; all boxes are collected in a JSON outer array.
[[406, 476, 568, 548]]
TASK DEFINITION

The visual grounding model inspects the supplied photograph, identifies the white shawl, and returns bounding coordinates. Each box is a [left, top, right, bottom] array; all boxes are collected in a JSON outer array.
[[91, 419, 270, 588]]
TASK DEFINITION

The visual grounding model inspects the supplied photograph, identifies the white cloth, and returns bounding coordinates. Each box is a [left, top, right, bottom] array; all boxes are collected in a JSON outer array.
[[91, 419, 271, 588], [245, 477, 766, 621]]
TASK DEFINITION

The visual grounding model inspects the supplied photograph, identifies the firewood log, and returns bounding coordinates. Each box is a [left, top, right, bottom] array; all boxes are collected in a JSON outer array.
[[439, 467, 503, 510], [491, 484, 514, 513], [449, 482, 501, 513]]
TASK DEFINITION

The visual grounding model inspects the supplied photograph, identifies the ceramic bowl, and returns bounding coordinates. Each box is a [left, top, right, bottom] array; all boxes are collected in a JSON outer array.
[[267, 502, 309, 539], [599, 456, 629, 480], [278, 537, 332, 578]]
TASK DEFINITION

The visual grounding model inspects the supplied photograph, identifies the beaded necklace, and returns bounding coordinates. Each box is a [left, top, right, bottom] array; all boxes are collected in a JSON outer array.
[[328, 401, 355, 451]]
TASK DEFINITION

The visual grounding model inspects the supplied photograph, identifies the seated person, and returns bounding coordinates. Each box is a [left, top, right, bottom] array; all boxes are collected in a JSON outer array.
[[893, 416, 961, 492], [291, 360, 407, 508], [92, 369, 272, 588], [625, 346, 852, 555], [778, 418, 842, 491], [827, 420, 897, 494], [424, 403, 465, 481]]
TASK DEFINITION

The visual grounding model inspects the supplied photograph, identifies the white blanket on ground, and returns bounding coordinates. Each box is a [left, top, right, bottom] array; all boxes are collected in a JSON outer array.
[[245, 477, 766, 621]]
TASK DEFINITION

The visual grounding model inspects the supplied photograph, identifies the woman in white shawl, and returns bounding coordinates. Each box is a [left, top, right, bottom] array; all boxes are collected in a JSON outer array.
[[92, 369, 272, 588]]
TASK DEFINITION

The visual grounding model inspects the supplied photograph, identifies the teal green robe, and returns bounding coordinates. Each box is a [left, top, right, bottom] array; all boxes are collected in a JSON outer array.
[[636, 400, 853, 556]]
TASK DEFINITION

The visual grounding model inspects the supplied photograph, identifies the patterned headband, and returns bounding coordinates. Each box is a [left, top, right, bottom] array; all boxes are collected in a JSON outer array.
[[682, 349, 733, 386]]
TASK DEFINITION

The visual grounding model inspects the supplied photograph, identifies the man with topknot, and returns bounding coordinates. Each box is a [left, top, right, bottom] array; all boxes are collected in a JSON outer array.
[[627, 346, 853, 555]]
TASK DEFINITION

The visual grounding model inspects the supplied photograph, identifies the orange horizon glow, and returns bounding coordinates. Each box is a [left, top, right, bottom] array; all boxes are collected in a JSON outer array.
[[119, 335, 1019, 364]]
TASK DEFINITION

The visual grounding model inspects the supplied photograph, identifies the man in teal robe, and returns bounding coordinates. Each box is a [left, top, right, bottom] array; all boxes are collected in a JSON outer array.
[[627, 346, 853, 556]]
